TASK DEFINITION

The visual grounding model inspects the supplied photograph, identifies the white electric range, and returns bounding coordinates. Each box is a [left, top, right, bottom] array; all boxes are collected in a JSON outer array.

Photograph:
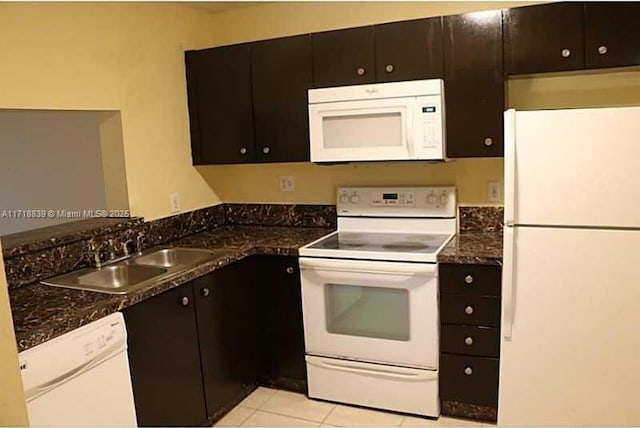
[[298, 186, 456, 417]]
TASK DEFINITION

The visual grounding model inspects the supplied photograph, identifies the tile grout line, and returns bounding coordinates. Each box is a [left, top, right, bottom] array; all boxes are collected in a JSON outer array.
[[237, 407, 257, 427]]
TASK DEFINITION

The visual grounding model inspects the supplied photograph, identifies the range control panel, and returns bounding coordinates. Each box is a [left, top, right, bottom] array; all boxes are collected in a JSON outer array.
[[337, 186, 456, 218]]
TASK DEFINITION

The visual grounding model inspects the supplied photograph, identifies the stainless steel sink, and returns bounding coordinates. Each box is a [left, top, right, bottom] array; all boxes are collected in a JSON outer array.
[[41, 247, 223, 294], [131, 248, 216, 269], [77, 265, 167, 289]]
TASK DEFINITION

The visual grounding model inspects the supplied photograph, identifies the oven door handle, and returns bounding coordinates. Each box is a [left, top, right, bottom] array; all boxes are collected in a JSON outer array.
[[299, 257, 437, 275], [306, 357, 437, 382]]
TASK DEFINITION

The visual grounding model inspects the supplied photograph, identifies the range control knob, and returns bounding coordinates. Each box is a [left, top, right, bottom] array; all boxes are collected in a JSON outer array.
[[427, 192, 437, 205], [339, 193, 349, 204], [439, 193, 449, 205], [349, 193, 360, 204]]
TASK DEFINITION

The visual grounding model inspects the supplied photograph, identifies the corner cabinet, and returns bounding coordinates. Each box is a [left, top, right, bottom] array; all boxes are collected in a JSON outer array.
[[443, 10, 504, 158], [124, 255, 309, 426], [124, 260, 259, 426], [256, 256, 307, 393]]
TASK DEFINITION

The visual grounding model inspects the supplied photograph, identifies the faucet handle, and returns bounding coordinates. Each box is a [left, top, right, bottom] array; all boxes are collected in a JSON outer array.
[[107, 239, 116, 259], [88, 241, 102, 268], [136, 232, 145, 255]]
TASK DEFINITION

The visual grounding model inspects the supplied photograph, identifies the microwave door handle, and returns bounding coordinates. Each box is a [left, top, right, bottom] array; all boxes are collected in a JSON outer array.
[[405, 105, 415, 158]]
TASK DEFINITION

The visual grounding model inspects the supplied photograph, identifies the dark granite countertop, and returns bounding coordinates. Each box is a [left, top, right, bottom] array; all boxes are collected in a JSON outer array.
[[10, 225, 332, 352], [437, 233, 503, 266]]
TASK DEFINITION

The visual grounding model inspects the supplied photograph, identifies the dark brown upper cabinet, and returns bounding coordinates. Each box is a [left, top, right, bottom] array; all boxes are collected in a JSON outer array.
[[584, 2, 640, 69], [444, 10, 504, 158], [504, 2, 585, 75], [251, 35, 312, 163], [374, 17, 443, 82], [185, 44, 255, 164], [312, 26, 376, 88]]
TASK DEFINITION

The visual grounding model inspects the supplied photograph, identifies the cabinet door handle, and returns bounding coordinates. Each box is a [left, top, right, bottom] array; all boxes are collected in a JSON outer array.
[[239, 147, 247, 155], [464, 336, 474, 346], [201, 288, 210, 297], [385, 64, 394, 73], [597, 45, 608, 55], [181, 296, 190, 306], [464, 306, 474, 315], [262, 146, 270, 154], [356, 67, 366, 76], [464, 366, 473, 376], [561, 48, 571, 58], [286, 266, 294, 274], [464, 274, 474, 284], [484, 137, 493, 147]]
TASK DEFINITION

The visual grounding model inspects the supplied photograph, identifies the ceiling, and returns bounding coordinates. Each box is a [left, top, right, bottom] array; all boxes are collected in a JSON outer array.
[[185, 2, 265, 14]]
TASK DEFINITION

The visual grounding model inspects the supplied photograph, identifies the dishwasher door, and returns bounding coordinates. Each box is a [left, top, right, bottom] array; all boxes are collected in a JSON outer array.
[[19, 312, 137, 427]]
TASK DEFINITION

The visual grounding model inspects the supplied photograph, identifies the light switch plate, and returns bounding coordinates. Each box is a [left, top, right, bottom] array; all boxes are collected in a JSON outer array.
[[488, 182, 501, 202], [279, 176, 295, 192], [170, 192, 180, 212]]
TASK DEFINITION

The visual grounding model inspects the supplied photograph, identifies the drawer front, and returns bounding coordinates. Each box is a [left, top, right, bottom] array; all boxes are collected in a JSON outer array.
[[441, 325, 500, 357], [441, 295, 500, 327], [439, 264, 501, 296], [440, 354, 499, 408]]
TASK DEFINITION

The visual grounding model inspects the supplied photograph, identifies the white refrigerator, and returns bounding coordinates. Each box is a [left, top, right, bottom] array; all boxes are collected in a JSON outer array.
[[499, 107, 640, 426]]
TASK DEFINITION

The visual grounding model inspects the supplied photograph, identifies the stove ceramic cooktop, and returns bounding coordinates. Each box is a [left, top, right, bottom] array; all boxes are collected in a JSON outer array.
[[299, 230, 453, 263]]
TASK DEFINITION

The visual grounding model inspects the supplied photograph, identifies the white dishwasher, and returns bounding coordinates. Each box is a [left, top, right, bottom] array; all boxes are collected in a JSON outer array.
[[19, 312, 138, 427]]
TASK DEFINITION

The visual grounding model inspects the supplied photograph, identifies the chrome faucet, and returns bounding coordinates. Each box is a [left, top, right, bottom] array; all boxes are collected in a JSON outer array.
[[122, 239, 136, 256], [136, 232, 145, 255], [107, 239, 117, 260], [89, 241, 103, 269]]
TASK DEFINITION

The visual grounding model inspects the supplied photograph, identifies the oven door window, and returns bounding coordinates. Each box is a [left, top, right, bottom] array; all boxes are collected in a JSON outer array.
[[325, 283, 410, 341]]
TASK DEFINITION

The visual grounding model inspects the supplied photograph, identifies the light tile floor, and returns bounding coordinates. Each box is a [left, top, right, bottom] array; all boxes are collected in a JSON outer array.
[[214, 387, 494, 427]]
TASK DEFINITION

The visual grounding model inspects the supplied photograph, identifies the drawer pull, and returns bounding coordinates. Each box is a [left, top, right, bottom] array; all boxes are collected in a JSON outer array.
[[464, 306, 474, 315], [464, 336, 474, 346], [181, 296, 190, 306], [464, 274, 474, 284], [561, 48, 571, 58], [598, 45, 608, 55], [464, 366, 473, 376], [286, 266, 294, 274], [357, 67, 366, 76]]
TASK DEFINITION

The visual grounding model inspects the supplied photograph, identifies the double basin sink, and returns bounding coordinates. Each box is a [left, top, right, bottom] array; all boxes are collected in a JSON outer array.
[[42, 248, 223, 295]]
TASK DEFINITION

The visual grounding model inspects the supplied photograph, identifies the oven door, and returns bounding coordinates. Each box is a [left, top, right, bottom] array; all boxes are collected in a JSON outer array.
[[299, 257, 439, 369], [308, 98, 415, 162]]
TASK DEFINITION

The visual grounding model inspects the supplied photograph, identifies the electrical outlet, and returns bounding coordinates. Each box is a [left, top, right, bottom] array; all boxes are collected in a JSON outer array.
[[488, 182, 501, 202], [170, 192, 181, 213], [279, 176, 295, 192]]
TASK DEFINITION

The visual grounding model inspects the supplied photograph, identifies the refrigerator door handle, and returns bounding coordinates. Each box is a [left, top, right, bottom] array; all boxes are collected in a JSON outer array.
[[502, 226, 516, 339], [504, 109, 516, 226]]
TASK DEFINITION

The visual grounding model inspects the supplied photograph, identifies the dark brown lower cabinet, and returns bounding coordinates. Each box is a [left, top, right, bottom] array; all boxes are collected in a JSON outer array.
[[124, 283, 207, 427], [439, 263, 502, 422], [194, 257, 259, 421], [256, 256, 307, 393], [125, 255, 307, 426]]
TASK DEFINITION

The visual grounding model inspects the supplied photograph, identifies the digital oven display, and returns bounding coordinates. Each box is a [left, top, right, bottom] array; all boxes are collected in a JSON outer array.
[[383, 193, 398, 200]]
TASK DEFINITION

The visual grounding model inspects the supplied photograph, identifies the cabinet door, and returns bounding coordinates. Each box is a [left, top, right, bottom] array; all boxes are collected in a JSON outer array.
[[257, 256, 307, 393], [375, 17, 443, 83], [585, 2, 640, 69], [194, 258, 258, 421], [124, 284, 206, 427], [444, 10, 504, 158], [504, 3, 585, 75], [185, 44, 255, 164], [251, 35, 312, 163], [312, 26, 375, 87]]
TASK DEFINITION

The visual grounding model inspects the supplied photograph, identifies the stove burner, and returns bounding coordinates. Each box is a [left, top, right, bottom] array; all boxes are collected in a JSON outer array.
[[382, 242, 433, 251]]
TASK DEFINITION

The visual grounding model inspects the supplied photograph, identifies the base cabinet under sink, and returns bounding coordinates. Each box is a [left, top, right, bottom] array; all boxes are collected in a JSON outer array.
[[124, 255, 306, 426]]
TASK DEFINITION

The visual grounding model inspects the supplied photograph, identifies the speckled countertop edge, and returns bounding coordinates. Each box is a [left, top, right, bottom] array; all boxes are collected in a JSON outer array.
[[11, 226, 332, 352], [437, 232, 503, 266]]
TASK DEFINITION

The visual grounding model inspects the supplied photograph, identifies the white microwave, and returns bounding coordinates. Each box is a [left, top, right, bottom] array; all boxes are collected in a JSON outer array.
[[308, 79, 445, 163]]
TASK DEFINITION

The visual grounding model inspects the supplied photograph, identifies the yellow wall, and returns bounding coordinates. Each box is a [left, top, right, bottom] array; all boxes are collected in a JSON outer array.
[[0, 2, 224, 221], [196, 1, 640, 206], [0, 244, 29, 426]]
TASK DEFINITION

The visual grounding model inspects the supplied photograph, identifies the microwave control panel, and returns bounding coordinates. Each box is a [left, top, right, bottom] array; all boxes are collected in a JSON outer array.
[[337, 186, 456, 217]]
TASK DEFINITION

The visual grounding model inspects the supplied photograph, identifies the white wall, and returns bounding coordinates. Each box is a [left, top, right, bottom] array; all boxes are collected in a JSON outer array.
[[0, 110, 109, 235]]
